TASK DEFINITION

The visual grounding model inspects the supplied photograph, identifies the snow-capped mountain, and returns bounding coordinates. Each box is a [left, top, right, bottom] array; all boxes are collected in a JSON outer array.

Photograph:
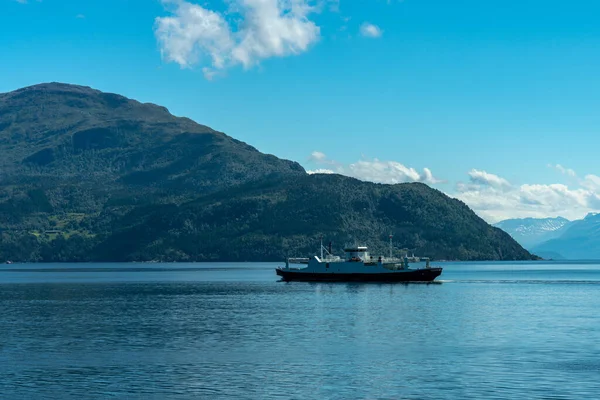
[[494, 217, 571, 249], [532, 213, 600, 260]]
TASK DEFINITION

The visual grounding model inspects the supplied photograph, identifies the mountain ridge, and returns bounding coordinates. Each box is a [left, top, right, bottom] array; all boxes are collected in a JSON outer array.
[[0, 83, 536, 262], [494, 217, 571, 250], [531, 213, 600, 259]]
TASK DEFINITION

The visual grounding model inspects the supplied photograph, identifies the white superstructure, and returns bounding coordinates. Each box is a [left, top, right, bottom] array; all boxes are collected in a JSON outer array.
[[282, 239, 431, 275]]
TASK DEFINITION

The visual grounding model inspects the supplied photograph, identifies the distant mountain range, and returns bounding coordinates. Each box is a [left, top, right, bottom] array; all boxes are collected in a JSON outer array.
[[0, 83, 535, 262], [531, 213, 600, 260], [493, 217, 571, 249], [495, 214, 600, 259]]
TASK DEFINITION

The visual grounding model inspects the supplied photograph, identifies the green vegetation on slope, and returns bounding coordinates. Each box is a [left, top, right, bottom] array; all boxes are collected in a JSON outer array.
[[88, 175, 534, 262], [0, 83, 535, 262]]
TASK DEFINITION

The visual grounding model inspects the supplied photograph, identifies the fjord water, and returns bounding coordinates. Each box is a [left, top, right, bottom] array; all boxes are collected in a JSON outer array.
[[1, 262, 600, 399]]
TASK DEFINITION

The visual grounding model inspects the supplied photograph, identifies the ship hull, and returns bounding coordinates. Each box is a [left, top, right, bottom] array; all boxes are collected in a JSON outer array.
[[276, 267, 442, 282]]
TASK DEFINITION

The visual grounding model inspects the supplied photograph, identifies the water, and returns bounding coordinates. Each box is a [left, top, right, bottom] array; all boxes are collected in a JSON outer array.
[[1, 261, 600, 399]]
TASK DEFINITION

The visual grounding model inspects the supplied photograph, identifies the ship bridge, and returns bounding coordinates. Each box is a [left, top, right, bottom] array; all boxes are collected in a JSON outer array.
[[344, 246, 369, 262]]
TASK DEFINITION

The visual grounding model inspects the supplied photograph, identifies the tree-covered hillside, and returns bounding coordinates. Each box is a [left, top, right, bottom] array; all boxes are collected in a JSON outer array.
[[0, 83, 536, 262]]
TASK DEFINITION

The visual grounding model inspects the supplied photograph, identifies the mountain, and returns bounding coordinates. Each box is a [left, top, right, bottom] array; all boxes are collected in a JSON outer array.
[[531, 213, 600, 259], [0, 83, 536, 262], [91, 175, 533, 262], [0, 82, 304, 216], [494, 217, 571, 249]]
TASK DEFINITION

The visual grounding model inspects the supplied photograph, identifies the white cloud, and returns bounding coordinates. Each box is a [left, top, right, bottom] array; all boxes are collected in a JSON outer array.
[[467, 169, 511, 191], [582, 174, 600, 191], [155, 0, 320, 78], [455, 168, 600, 223], [359, 22, 382, 38], [547, 163, 600, 197], [306, 155, 600, 222], [349, 159, 421, 182], [550, 163, 576, 178], [348, 159, 441, 184], [307, 168, 335, 174], [422, 168, 440, 184], [307, 151, 442, 185], [309, 151, 328, 163], [155, 1, 234, 72], [15, 0, 44, 4]]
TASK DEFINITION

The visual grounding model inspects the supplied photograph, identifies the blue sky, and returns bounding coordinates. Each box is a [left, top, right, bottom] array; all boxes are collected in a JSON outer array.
[[3, 0, 600, 222]]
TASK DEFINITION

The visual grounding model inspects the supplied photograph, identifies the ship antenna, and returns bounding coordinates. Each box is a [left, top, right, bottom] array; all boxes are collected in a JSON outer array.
[[389, 234, 393, 259]]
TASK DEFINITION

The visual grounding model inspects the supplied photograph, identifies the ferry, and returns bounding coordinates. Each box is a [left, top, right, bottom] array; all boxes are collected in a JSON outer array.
[[276, 238, 442, 282]]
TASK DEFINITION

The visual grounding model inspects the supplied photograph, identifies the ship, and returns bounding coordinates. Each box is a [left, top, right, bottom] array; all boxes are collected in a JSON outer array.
[[276, 237, 442, 282]]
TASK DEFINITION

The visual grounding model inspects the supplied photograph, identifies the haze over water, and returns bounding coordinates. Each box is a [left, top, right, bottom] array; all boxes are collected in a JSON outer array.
[[1, 262, 600, 399]]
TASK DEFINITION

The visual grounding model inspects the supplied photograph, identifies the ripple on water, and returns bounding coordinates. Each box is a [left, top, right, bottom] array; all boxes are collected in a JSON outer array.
[[1, 263, 600, 398]]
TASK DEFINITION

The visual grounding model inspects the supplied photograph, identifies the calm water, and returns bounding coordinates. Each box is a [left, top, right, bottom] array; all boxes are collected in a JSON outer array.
[[1, 261, 600, 399]]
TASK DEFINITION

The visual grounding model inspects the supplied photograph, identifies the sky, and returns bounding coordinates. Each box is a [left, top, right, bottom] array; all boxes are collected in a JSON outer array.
[[2, 0, 600, 223]]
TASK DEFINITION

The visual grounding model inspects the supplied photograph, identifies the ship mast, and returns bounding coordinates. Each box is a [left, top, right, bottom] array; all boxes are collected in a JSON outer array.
[[389, 234, 393, 259], [320, 235, 324, 259]]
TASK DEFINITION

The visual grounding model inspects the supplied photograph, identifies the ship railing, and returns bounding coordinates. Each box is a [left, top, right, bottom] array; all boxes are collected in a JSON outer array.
[[362, 256, 404, 263], [362, 255, 427, 262], [320, 255, 342, 262], [288, 257, 310, 264]]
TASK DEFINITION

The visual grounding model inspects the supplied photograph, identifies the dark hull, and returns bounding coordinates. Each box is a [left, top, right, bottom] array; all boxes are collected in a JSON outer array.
[[276, 268, 442, 282]]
